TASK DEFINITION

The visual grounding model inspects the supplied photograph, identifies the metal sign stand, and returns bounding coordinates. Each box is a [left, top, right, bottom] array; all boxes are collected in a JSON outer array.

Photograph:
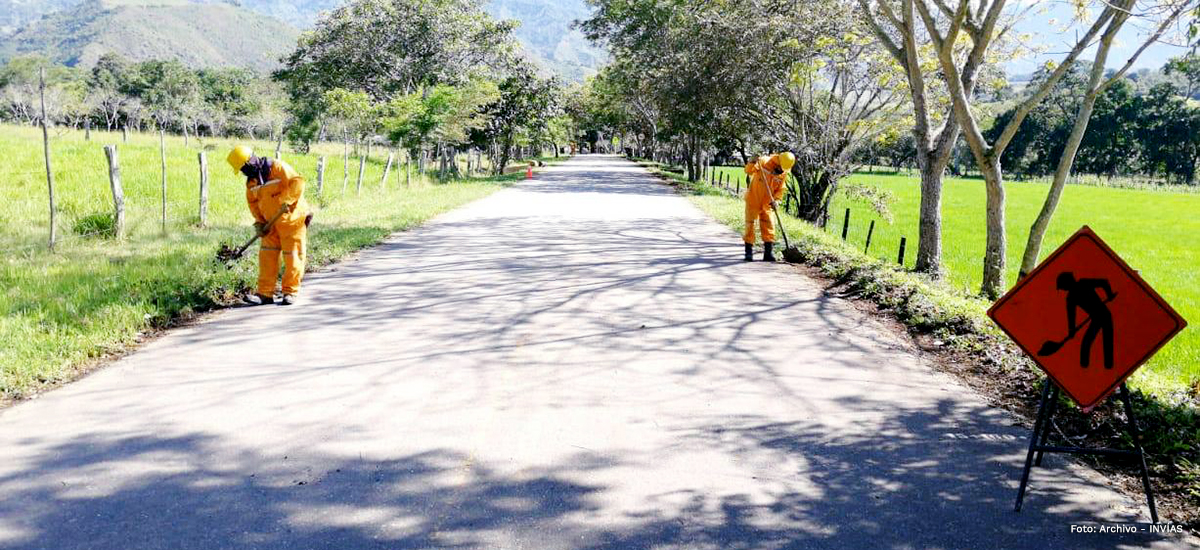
[[1014, 379, 1158, 523]]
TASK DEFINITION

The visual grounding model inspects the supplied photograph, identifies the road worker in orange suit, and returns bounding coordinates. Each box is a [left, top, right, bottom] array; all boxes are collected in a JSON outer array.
[[227, 146, 311, 306], [743, 152, 795, 262]]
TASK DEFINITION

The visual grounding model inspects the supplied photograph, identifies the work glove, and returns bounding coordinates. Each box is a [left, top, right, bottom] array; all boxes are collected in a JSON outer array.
[[254, 222, 268, 237]]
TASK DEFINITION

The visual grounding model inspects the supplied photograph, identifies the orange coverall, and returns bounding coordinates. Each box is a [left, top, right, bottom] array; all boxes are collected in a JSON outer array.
[[246, 160, 310, 297], [743, 155, 787, 244]]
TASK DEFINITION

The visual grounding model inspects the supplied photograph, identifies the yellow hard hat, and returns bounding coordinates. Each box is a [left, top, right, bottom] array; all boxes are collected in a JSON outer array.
[[227, 145, 253, 173], [779, 152, 796, 172]]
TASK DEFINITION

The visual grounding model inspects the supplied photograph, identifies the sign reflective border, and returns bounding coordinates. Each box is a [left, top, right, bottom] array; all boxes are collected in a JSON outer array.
[[988, 226, 1187, 411]]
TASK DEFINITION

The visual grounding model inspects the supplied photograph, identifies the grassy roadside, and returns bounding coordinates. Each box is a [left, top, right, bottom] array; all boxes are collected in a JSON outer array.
[[639, 158, 1200, 527], [705, 165, 1199, 395], [1, 125, 523, 399]]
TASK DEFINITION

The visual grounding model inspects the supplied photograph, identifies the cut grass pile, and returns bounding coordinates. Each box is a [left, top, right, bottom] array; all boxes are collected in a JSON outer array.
[[0, 124, 515, 398], [705, 165, 1199, 396]]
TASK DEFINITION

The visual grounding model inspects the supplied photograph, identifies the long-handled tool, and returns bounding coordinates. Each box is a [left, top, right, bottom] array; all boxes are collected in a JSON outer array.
[[757, 165, 801, 263], [216, 207, 286, 265], [1037, 293, 1117, 356]]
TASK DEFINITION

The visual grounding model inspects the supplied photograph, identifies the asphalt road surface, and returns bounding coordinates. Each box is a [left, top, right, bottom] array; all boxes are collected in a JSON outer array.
[[0, 155, 1189, 549]]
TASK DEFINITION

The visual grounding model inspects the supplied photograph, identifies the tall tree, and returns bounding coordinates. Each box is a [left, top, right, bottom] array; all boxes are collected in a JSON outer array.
[[474, 64, 562, 174], [743, 5, 906, 225], [1018, 2, 1194, 277], [275, 0, 518, 148], [895, 0, 1194, 296], [582, 0, 772, 181], [858, 0, 992, 276]]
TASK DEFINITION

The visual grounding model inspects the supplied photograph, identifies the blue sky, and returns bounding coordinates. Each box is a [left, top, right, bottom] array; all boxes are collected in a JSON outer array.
[[1007, 1, 1193, 75]]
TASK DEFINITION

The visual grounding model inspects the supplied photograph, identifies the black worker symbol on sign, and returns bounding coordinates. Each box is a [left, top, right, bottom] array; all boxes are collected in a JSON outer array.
[[1037, 272, 1117, 369]]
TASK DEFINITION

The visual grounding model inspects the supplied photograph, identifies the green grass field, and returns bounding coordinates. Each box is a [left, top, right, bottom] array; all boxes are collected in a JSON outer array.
[[706, 165, 1199, 395], [0, 124, 515, 398]]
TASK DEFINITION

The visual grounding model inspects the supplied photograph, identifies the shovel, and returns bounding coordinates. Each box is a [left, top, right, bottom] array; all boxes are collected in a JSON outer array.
[[216, 207, 286, 266], [758, 165, 801, 263], [1037, 293, 1117, 356]]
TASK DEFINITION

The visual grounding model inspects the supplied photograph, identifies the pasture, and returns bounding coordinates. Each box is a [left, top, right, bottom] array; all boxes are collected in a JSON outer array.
[[0, 125, 510, 397], [707, 165, 1199, 395]]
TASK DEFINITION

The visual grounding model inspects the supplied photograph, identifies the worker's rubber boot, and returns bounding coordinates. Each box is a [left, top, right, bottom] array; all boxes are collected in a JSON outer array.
[[243, 293, 274, 306], [281, 294, 299, 306], [763, 242, 776, 262], [744, 243, 754, 262]]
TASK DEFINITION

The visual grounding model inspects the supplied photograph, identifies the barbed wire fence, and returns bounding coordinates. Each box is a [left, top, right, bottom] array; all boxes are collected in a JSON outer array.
[[688, 162, 912, 268], [9, 122, 484, 259]]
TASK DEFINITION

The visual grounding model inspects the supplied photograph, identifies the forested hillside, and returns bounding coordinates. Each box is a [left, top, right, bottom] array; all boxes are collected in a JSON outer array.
[[0, 0, 603, 80], [0, 0, 79, 35], [486, 0, 605, 81], [0, 0, 299, 71]]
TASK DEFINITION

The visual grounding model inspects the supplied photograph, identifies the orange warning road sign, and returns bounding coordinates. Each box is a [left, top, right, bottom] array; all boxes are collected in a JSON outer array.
[[988, 226, 1187, 411]]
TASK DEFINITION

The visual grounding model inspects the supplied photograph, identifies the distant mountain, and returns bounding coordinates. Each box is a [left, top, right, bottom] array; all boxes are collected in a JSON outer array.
[[221, 0, 341, 27], [487, 0, 605, 82], [0, 0, 606, 80], [0, 0, 300, 71], [0, 0, 79, 35], [227, 0, 608, 81]]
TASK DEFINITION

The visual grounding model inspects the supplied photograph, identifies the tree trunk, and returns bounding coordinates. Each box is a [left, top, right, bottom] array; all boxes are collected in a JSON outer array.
[[914, 155, 946, 274], [498, 134, 513, 177], [980, 156, 1006, 298], [1020, 13, 1127, 278]]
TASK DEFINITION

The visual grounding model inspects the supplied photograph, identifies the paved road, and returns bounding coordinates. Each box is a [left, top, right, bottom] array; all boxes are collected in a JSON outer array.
[[0, 156, 1187, 549]]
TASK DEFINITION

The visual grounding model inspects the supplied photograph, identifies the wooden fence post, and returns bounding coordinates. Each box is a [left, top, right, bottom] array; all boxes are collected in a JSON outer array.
[[864, 220, 876, 254], [159, 130, 167, 234], [39, 68, 57, 250], [122, 125, 128, 143], [197, 152, 209, 228], [104, 145, 125, 238], [405, 150, 412, 187], [342, 133, 350, 195], [381, 152, 394, 189], [355, 140, 367, 193], [898, 237, 907, 265], [316, 156, 326, 194], [841, 208, 850, 241]]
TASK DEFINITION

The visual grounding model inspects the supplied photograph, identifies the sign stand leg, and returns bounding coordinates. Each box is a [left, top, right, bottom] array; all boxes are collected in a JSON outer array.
[[1014, 381, 1159, 523], [1015, 379, 1052, 512], [1035, 385, 1060, 467], [1119, 384, 1159, 523]]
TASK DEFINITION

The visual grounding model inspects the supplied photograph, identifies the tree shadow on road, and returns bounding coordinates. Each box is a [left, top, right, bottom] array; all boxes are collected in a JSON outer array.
[[0, 398, 1179, 549], [1, 155, 1184, 549]]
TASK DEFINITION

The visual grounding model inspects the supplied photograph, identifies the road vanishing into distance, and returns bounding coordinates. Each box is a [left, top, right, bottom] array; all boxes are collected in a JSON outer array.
[[0, 155, 1187, 549]]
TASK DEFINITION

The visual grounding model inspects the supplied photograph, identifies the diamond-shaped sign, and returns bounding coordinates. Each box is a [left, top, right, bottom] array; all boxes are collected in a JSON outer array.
[[988, 226, 1187, 411]]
